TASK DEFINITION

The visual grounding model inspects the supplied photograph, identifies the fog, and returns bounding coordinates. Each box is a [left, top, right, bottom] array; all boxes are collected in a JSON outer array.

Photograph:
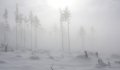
[[0, 0, 120, 55]]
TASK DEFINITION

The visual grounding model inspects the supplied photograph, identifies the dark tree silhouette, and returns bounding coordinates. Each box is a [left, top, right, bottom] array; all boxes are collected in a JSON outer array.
[[29, 11, 34, 51], [33, 16, 40, 51], [60, 9, 64, 54], [80, 26, 88, 58], [3, 8, 9, 52], [3, 8, 8, 23], [60, 7, 71, 55], [15, 3, 25, 50], [15, 3, 19, 50], [80, 26, 86, 50]]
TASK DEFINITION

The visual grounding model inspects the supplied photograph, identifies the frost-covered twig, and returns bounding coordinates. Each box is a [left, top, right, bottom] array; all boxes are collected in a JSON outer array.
[[50, 64, 54, 70]]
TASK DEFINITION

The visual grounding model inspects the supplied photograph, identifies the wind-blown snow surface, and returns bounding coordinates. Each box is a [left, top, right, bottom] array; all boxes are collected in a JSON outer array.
[[0, 51, 120, 70]]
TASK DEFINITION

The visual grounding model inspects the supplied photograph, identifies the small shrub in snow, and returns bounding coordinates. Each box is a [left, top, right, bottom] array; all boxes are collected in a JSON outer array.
[[96, 58, 111, 68], [84, 51, 88, 58], [0, 60, 6, 64], [50, 64, 54, 70], [48, 56, 54, 60], [115, 61, 120, 64], [29, 55, 40, 60]]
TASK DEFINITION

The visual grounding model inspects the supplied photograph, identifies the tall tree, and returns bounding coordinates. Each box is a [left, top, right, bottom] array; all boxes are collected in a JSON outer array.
[[3, 9, 8, 23], [15, 3, 19, 50], [80, 26, 89, 58], [60, 9, 65, 55], [15, 4, 24, 50], [29, 11, 34, 51], [80, 26, 86, 52], [91, 26, 95, 51], [22, 16, 28, 50], [33, 16, 40, 51], [64, 8, 71, 54], [19, 14, 24, 49], [3, 8, 9, 52], [60, 7, 71, 55]]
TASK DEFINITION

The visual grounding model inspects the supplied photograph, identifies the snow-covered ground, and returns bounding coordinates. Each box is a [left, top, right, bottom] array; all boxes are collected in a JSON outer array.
[[0, 50, 120, 70]]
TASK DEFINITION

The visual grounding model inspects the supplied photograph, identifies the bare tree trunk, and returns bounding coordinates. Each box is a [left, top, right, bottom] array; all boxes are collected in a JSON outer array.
[[60, 21, 64, 56], [16, 23, 18, 50], [23, 23, 26, 50], [4, 28, 7, 52], [67, 21, 71, 54], [35, 27, 37, 51], [4, 19, 8, 52], [31, 22, 33, 52], [81, 35, 85, 51]]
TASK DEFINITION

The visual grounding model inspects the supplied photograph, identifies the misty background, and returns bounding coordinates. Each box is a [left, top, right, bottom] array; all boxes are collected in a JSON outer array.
[[0, 0, 120, 55]]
